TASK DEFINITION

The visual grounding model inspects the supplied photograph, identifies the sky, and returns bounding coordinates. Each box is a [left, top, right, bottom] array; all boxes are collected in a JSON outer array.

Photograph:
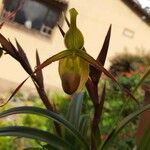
[[138, 0, 150, 8]]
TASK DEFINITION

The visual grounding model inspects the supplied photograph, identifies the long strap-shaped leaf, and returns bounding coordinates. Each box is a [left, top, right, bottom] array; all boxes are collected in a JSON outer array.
[[0, 106, 89, 150], [66, 92, 84, 129], [0, 126, 71, 150], [99, 103, 150, 150]]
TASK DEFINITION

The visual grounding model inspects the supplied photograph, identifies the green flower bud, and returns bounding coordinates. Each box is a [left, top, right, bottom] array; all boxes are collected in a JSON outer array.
[[64, 8, 84, 50]]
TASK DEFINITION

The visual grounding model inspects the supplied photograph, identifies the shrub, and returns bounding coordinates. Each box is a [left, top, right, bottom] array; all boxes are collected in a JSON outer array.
[[109, 52, 149, 77]]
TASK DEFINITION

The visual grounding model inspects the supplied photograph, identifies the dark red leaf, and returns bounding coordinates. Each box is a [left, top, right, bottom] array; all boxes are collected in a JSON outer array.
[[0, 34, 16, 57], [58, 24, 65, 37], [7, 40, 33, 75], [0, 22, 4, 29], [64, 15, 70, 27], [85, 79, 99, 105], [89, 25, 111, 85], [36, 50, 44, 88], [0, 77, 29, 107], [99, 83, 106, 120], [15, 39, 32, 70]]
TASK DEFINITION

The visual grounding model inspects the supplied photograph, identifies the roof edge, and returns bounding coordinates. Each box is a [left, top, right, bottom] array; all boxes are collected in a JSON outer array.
[[121, 0, 150, 25]]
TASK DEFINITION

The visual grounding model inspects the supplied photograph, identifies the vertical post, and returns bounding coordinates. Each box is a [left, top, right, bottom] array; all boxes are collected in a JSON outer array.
[[136, 84, 150, 145]]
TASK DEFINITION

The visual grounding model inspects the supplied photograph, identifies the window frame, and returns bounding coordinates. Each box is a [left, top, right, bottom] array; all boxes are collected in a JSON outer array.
[[0, 0, 68, 37]]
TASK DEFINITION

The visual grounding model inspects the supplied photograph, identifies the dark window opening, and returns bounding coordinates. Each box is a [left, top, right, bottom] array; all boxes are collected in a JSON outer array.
[[1, 0, 67, 36]]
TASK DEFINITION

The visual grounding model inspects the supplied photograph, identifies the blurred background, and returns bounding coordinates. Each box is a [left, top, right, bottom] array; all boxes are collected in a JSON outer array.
[[0, 0, 149, 92]]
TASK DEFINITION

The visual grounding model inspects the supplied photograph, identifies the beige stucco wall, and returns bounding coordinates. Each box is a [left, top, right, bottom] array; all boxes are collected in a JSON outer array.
[[0, 0, 150, 91]]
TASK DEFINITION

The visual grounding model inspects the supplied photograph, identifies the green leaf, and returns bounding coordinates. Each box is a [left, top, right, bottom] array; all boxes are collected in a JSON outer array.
[[64, 93, 85, 149], [99, 104, 150, 150], [66, 92, 85, 128], [0, 126, 72, 150], [79, 114, 91, 138], [0, 106, 89, 150]]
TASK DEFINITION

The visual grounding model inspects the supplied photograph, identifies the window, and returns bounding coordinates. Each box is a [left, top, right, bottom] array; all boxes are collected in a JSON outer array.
[[1, 0, 67, 36], [123, 28, 134, 39]]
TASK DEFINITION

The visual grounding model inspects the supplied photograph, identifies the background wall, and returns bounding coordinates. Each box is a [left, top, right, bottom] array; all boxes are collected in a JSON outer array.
[[0, 0, 149, 91]]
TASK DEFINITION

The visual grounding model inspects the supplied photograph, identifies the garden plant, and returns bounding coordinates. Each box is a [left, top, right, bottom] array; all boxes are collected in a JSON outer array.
[[0, 7, 150, 150]]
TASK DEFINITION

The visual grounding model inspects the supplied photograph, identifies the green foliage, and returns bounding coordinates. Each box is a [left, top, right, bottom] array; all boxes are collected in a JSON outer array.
[[109, 52, 150, 76], [109, 73, 141, 92], [0, 137, 16, 150], [50, 93, 70, 116]]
